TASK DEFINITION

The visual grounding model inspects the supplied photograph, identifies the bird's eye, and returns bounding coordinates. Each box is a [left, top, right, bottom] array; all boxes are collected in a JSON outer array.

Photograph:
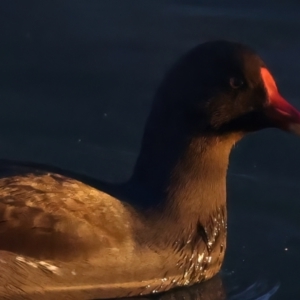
[[229, 77, 244, 89]]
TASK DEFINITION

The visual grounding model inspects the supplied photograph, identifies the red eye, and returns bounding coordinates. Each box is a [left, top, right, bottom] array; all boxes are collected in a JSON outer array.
[[230, 77, 244, 89]]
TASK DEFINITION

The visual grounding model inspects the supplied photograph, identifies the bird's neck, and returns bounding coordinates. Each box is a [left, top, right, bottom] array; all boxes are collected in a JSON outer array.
[[162, 137, 232, 225], [131, 129, 239, 282], [132, 126, 239, 227]]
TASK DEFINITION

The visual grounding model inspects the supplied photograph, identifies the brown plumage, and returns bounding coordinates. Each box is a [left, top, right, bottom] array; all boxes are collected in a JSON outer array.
[[0, 40, 300, 299]]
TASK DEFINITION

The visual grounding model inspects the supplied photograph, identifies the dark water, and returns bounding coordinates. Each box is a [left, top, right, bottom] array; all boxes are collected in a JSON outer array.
[[1, 1, 300, 299]]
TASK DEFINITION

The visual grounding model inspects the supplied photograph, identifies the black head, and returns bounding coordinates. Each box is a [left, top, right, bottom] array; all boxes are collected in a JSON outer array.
[[133, 41, 300, 195], [153, 40, 300, 136]]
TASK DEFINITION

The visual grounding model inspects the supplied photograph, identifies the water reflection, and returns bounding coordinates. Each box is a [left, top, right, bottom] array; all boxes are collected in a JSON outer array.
[[107, 272, 278, 300], [115, 275, 226, 300]]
